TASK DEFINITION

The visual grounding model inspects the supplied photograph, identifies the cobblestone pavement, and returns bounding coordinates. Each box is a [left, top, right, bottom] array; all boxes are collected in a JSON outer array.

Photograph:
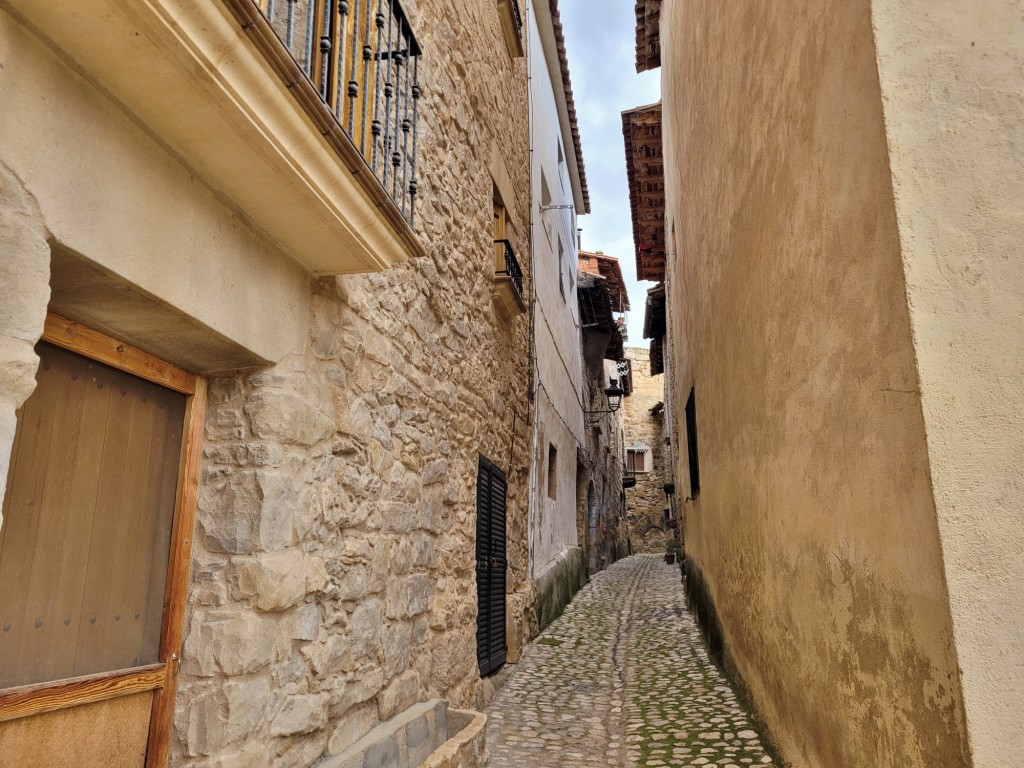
[[485, 555, 776, 767]]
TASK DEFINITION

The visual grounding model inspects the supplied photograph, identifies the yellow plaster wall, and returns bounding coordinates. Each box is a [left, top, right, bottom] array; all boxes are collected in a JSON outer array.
[[660, 0, 971, 765], [872, 2, 1024, 765]]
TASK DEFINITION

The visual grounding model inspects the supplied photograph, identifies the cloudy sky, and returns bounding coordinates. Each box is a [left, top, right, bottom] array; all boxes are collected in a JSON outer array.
[[559, 0, 661, 345]]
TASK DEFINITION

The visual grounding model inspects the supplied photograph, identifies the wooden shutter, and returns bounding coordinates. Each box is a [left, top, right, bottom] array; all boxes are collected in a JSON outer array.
[[475, 456, 507, 676]]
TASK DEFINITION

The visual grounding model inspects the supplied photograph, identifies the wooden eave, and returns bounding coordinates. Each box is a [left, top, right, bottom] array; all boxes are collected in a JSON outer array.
[[634, 0, 662, 73], [622, 103, 666, 283]]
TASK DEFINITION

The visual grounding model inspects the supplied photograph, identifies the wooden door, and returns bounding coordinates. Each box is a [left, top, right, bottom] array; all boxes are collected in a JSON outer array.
[[475, 455, 507, 676], [0, 315, 205, 767]]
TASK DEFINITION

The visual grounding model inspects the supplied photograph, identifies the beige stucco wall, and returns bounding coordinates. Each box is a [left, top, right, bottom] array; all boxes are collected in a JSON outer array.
[[872, 3, 1024, 765], [660, 0, 971, 765], [0, 7, 310, 373]]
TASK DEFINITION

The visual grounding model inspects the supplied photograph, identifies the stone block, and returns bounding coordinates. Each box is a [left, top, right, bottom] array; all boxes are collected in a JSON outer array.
[[332, 667, 384, 712], [383, 621, 413, 678], [334, 564, 369, 601], [192, 741, 271, 768], [235, 549, 327, 612], [381, 501, 418, 533], [183, 610, 276, 677], [283, 602, 320, 642], [348, 601, 384, 660], [377, 671, 421, 721], [336, 397, 373, 440], [422, 459, 449, 486], [326, 702, 379, 756], [247, 391, 335, 447], [270, 692, 330, 737], [199, 470, 295, 554], [386, 574, 433, 619]]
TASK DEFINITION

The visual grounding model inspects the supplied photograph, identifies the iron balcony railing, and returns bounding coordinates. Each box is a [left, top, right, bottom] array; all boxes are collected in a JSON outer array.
[[260, 0, 422, 226], [494, 239, 524, 300], [510, 0, 523, 33]]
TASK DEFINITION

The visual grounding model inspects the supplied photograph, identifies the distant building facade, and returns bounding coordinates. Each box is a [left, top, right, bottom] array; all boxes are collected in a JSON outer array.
[[628, 1, 1024, 767], [577, 251, 631, 573], [621, 347, 671, 555]]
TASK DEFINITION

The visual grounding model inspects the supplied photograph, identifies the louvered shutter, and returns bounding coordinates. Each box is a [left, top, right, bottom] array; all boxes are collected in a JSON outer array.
[[476, 456, 507, 676]]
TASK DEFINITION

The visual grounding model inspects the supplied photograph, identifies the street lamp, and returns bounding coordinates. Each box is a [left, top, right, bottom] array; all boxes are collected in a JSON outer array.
[[587, 379, 624, 422], [603, 380, 624, 412]]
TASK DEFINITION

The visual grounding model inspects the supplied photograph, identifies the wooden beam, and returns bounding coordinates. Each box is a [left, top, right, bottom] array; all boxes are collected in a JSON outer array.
[[0, 663, 165, 723], [42, 314, 197, 395]]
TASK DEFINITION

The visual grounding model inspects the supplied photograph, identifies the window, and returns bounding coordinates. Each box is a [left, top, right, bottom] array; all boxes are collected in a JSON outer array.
[[494, 186, 507, 245], [685, 387, 700, 498], [496, 0, 525, 58], [547, 443, 558, 499], [558, 236, 565, 301], [627, 448, 652, 473]]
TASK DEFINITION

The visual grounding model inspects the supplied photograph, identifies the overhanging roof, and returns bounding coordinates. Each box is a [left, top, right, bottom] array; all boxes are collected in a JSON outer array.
[[546, 0, 591, 213], [643, 283, 666, 339], [579, 251, 630, 312], [634, 0, 662, 73], [622, 102, 665, 282]]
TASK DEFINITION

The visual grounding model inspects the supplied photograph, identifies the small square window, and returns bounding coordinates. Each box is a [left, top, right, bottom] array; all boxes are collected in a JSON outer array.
[[627, 448, 651, 474]]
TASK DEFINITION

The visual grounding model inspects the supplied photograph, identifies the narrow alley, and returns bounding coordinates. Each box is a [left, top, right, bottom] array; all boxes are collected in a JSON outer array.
[[486, 556, 776, 767]]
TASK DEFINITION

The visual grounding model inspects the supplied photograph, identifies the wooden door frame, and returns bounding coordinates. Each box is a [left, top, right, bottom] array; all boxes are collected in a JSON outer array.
[[0, 313, 206, 768]]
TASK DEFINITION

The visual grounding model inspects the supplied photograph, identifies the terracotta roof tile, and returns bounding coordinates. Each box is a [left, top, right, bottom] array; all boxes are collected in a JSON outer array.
[[549, 0, 590, 214]]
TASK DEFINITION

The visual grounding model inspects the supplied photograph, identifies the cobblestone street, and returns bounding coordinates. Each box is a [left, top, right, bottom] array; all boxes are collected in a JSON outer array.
[[485, 555, 776, 767]]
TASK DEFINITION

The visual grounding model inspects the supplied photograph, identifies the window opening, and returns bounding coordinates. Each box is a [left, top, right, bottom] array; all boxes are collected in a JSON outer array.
[[685, 387, 700, 498], [547, 443, 558, 499]]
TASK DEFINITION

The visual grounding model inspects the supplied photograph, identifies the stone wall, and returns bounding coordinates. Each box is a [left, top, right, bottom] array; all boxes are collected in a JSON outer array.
[[622, 347, 669, 554], [173, 1, 532, 765], [579, 360, 629, 575], [0, 162, 49, 532]]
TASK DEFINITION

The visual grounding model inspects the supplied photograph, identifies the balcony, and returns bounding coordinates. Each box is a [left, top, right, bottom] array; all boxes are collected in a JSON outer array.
[[496, 0, 524, 58], [8, 0, 426, 274], [492, 239, 527, 319]]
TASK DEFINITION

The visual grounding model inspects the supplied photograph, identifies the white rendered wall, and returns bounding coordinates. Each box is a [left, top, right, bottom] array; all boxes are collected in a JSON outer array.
[[527, 2, 585, 578]]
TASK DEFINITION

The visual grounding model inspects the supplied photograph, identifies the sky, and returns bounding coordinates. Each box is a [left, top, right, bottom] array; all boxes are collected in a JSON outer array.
[[558, 0, 661, 346]]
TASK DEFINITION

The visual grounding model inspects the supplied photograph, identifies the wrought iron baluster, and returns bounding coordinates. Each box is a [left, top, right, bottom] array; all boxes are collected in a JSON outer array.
[[319, 0, 335, 100], [409, 56, 420, 227], [267, 0, 276, 20], [336, 1, 349, 119], [370, 0, 385, 171], [286, 0, 297, 49], [381, 0, 395, 189], [347, 0, 362, 135], [358, 0, 374, 153], [304, 0, 316, 76], [400, 39, 412, 217], [390, 41, 404, 201]]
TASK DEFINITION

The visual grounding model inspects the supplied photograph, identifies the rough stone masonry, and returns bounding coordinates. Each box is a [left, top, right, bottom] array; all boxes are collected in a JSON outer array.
[[172, 2, 534, 765]]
